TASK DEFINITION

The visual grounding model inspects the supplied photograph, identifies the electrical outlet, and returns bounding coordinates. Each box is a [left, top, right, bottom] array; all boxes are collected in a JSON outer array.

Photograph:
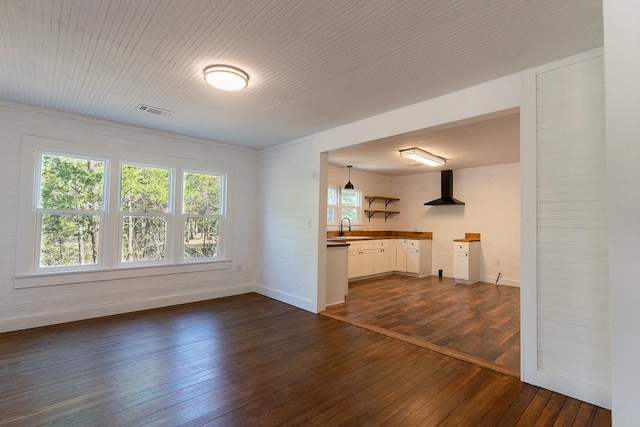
[[494, 259, 501, 267]]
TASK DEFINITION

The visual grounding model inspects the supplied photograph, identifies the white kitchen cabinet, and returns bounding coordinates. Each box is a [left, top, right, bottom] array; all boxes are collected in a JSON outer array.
[[407, 247, 420, 273], [396, 240, 407, 271], [396, 239, 432, 277], [453, 241, 480, 284], [388, 239, 397, 271], [326, 245, 349, 306], [348, 240, 375, 278], [347, 238, 432, 279], [373, 240, 390, 273], [348, 241, 362, 278]]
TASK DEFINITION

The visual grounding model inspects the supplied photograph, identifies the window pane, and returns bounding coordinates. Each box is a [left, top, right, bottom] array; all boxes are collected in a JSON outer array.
[[341, 189, 360, 206], [121, 216, 167, 262], [342, 207, 358, 223], [121, 164, 170, 212], [327, 187, 337, 205], [327, 206, 336, 223], [183, 172, 221, 214], [40, 214, 101, 267], [184, 217, 219, 259], [40, 154, 104, 210]]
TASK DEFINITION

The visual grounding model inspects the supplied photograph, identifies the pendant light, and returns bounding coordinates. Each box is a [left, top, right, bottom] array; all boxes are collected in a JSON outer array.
[[344, 165, 354, 189]]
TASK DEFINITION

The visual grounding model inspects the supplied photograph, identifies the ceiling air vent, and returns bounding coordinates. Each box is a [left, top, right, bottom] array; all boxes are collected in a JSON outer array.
[[136, 104, 173, 117]]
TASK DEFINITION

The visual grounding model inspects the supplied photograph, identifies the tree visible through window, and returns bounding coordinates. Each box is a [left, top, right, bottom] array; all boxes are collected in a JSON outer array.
[[341, 189, 361, 223], [327, 187, 338, 224], [183, 171, 222, 259], [120, 164, 170, 263], [26, 143, 228, 277], [326, 187, 361, 224], [38, 154, 105, 268]]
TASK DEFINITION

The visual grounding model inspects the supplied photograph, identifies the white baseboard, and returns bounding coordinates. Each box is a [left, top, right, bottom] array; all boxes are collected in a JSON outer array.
[[254, 284, 315, 313], [0, 282, 254, 333]]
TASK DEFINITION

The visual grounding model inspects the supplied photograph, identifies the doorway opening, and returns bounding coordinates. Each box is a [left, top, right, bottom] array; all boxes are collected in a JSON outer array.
[[322, 109, 521, 377]]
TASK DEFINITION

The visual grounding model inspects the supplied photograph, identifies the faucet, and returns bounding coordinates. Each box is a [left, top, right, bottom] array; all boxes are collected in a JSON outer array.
[[339, 217, 351, 236]]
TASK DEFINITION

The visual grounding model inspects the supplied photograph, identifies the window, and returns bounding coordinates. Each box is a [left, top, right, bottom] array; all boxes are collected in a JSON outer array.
[[327, 187, 338, 224], [341, 189, 361, 223], [120, 163, 171, 263], [327, 187, 362, 224], [182, 171, 223, 260], [37, 153, 106, 269], [16, 136, 230, 285]]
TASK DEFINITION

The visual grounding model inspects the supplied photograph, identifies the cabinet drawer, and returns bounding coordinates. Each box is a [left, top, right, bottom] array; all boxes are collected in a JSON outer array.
[[454, 242, 469, 252], [348, 241, 361, 251], [360, 240, 376, 250], [371, 239, 390, 249]]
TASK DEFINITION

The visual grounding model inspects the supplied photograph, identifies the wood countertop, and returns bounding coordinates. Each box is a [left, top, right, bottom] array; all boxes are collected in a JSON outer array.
[[454, 232, 481, 242], [327, 230, 432, 241], [326, 241, 350, 247]]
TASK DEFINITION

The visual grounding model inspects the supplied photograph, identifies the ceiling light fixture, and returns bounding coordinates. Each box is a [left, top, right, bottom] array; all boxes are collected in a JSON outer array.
[[344, 165, 354, 189], [203, 64, 249, 91], [399, 147, 446, 167]]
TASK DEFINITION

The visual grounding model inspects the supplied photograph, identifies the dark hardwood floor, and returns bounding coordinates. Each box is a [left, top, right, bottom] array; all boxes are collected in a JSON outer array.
[[323, 274, 520, 377], [0, 293, 609, 426]]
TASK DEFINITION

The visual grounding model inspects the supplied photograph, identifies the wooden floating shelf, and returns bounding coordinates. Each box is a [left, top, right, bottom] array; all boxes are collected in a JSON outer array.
[[364, 195, 400, 209], [364, 210, 400, 222]]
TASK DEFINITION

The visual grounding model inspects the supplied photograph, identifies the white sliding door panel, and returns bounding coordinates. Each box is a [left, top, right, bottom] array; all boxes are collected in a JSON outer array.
[[536, 55, 610, 402]]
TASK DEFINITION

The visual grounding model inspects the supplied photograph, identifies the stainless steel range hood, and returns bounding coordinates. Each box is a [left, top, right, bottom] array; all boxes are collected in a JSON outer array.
[[424, 170, 465, 206]]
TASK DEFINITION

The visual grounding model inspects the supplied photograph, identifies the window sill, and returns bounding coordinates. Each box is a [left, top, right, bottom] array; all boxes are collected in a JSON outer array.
[[13, 260, 232, 289]]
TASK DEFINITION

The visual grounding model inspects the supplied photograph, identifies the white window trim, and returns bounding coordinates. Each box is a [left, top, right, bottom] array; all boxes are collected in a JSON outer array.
[[14, 135, 232, 289]]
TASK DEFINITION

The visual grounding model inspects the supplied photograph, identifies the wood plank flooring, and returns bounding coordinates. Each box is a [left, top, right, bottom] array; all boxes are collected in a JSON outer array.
[[323, 274, 520, 377], [0, 293, 609, 426]]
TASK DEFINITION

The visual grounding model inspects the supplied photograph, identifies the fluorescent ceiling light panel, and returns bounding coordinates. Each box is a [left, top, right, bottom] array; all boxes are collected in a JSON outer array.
[[399, 148, 446, 167]]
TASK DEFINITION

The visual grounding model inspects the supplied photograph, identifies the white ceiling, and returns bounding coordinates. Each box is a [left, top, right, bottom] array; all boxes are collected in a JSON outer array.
[[0, 1, 602, 152], [329, 109, 520, 176]]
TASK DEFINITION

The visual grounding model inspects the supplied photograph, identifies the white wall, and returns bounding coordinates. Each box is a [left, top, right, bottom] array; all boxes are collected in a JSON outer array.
[[392, 164, 520, 286], [260, 74, 522, 307], [327, 163, 521, 285], [603, 0, 640, 424], [0, 101, 259, 332], [326, 165, 393, 232], [256, 140, 321, 312], [260, 51, 618, 410]]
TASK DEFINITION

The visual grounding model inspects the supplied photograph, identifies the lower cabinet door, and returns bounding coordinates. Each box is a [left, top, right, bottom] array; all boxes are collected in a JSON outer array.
[[454, 252, 469, 279], [374, 249, 390, 273], [406, 249, 420, 273], [396, 240, 407, 272], [348, 251, 361, 278], [360, 250, 375, 276]]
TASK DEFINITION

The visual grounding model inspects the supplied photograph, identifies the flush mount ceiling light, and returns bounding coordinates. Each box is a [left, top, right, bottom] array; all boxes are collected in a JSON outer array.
[[399, 147, 446, 167], [203, 64, 249, 91], [344, 165, 354, 189]]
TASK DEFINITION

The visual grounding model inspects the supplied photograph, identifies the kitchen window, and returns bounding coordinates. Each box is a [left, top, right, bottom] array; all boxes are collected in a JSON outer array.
[[327, 186, 362, 225], [14, 135, 230, 287]]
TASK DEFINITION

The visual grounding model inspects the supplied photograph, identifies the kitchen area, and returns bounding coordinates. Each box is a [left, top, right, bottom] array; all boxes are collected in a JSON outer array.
[[322, 111, 522, 375]]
